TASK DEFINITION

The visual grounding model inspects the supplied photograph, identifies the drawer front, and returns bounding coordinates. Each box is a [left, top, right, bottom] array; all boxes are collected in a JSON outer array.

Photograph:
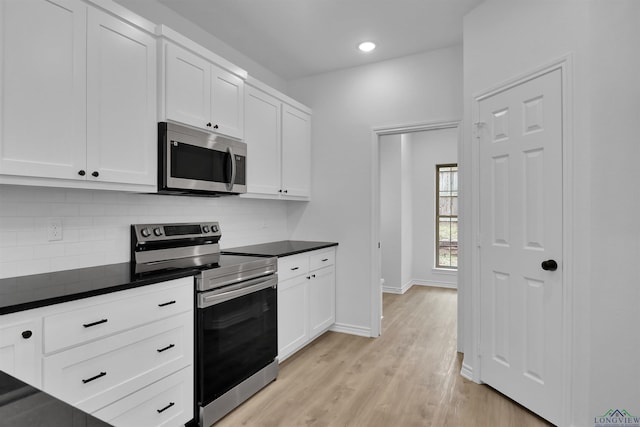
[[43, 312, 193, 413], [309, 248, 335, 271], [44, 277, 193, 353], [277, 253, 309, 282], [92, 366, 193, 427]]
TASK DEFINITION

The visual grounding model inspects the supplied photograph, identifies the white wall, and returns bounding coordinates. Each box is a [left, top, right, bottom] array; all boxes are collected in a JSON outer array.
[[409, 128, 457, 288], [380, 129, 458, 294], [400, 134, 413, 291], [287, 46, 462, 335], [588, 0, 640, 420], [380, 134, 403, 291], [0, 186, 290, 278], [463, 0, 640, 424], [112, 0, 287, 92]]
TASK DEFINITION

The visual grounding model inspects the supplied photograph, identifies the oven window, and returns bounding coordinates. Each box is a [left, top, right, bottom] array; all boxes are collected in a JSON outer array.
[[197, 285, 277, 405], [170, 142, 230, 183]]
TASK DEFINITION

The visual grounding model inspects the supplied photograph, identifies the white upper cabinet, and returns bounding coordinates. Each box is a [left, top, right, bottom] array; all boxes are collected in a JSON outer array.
[[245, 86, 282, 195], [243, 80, 311, 200], [0, 0, 157, 191], [165, 43, 211, 129], [211, 66, 244, 139], [0, 0, 88, 181], [281, 104, 311, 198], [162, 37, 245, 140], [86, 6, 157, 186]]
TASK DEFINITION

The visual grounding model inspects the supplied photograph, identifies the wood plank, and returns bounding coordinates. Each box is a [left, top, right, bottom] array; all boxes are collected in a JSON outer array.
[[215, 286, 552, 427]]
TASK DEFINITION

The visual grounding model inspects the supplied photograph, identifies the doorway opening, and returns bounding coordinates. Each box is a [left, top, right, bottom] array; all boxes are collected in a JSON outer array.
[[370, 120, 461, 346]]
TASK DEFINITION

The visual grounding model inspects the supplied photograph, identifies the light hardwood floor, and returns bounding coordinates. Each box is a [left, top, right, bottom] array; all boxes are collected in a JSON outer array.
[[215, 286, 552, 427]]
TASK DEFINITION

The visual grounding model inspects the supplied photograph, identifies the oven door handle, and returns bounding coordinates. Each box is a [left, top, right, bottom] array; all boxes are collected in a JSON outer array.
[[198, 276, 277, 308]]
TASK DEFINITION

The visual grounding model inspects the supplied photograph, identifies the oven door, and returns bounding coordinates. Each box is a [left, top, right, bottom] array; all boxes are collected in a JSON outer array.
[[196, 274, 277, 406], [159, 122, 247, 194]]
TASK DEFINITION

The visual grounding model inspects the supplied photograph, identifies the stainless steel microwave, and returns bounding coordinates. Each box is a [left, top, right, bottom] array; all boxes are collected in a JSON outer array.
[[158, 122, 247, 196]]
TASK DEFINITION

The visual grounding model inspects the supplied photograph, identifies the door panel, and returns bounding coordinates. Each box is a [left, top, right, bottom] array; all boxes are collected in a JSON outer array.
[[479, 69, 562, 425], [86, 8, 156, 185], [281, 105, 311, 197], [165, 44, 210, 129], [0, 0, 87, 179]]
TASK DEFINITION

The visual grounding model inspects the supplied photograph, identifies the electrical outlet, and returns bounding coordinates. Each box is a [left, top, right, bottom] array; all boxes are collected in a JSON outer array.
[[47, 218, 63, 241]]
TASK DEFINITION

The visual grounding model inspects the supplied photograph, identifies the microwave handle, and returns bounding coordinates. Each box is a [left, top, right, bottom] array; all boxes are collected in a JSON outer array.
[[227, 147, 236, 191]]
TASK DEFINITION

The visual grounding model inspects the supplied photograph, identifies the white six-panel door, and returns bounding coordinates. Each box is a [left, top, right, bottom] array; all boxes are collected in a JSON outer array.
[[478, 69, 563, 425]]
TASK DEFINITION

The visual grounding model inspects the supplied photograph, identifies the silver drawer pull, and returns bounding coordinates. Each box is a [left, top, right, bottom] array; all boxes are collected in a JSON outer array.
[[82, 371, 106, 384], [322, 258, 329, 262], [83, 319, 108, 328], [157, 344, 175, 353], [290, 267, 299, 271], [157, 402, 175, 414], [158, 300, 176, 307]]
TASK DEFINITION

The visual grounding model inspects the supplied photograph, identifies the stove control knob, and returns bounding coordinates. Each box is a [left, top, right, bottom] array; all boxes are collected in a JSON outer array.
[[212, 225, 219, 232], [140, 228, 151, 238], [202, 225, 210, 233], [153, 227, 163, 236]]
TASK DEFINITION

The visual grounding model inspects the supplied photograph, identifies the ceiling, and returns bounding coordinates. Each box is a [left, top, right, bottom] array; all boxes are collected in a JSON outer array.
[[157, 0, 484, 80]]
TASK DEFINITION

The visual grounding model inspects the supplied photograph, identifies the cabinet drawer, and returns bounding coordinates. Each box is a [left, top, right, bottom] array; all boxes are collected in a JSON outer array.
[[43, 312, 193, 414], [277, 254, 309, 282], [44, 278, 193, 353], [309, 249, 335, 271], [92, 366, 193, 427]]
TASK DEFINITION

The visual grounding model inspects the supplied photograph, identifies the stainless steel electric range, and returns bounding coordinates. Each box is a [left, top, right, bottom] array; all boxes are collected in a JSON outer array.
[[131, 222, 278, 426]]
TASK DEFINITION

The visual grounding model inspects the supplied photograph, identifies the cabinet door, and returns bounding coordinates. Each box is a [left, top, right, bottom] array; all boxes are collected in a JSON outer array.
[[165, 43, 211, 130], [0, 316, 41, 387], [0, 0, 87, 180], [308, 265, 336, 340], [281, 104, 311, 198], [86, 7, 156, 186], [277, 275, 308, 362], [211, 65, 244, 140], [244, 86, 281, 195]]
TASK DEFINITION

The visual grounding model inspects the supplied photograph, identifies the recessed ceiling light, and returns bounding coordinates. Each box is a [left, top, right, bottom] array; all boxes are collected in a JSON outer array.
[[357, 41, 376, 53]]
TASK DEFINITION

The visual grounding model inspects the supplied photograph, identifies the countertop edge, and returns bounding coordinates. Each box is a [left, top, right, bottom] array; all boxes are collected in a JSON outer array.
[[222, 241, 338, 258], [0, 266, 197, 316]]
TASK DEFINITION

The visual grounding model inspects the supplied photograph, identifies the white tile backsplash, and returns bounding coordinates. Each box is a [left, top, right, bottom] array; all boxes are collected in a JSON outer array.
[[0, 185, 291, 278]]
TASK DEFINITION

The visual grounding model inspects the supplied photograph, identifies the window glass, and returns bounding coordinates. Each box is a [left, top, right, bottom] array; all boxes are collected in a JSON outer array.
[[436, 164, 458, 269]]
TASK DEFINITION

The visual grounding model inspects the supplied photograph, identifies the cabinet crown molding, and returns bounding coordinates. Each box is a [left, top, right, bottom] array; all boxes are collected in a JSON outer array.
[[85, 0, 157, 33], [245, 77, 312, 115], [156, 25, 248, 80]]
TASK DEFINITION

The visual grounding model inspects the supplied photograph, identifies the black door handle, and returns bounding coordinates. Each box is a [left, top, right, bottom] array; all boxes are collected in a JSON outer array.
[[541, 260, 558, 271]]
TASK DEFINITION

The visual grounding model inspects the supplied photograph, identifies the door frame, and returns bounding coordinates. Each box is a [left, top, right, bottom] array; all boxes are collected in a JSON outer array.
[[370, 120, 461, 339], [470, 56, 574, 426]]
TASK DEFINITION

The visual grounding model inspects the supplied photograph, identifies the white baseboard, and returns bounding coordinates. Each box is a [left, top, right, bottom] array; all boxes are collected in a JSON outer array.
[[412, 279, 457, 290], [383, 279, 457, 293], [330, 322, 372, 338], [460, 362, 473, 380], [382, 280, 414, 294]]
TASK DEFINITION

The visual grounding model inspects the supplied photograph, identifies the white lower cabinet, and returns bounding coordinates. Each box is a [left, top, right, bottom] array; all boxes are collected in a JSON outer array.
[[0, 277, 194, 427], [0, 312, 42, 388], [277, 274, 309, 359], [92, 366, 193, 427], [277, 247, 336, 362], [43, 312, 193, 414]]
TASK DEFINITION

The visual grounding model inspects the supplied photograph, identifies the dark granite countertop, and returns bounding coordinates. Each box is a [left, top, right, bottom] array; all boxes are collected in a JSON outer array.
[[0, 371, 111, 427], [0, 262, 199, 315], [222, 240, 338, 258]]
